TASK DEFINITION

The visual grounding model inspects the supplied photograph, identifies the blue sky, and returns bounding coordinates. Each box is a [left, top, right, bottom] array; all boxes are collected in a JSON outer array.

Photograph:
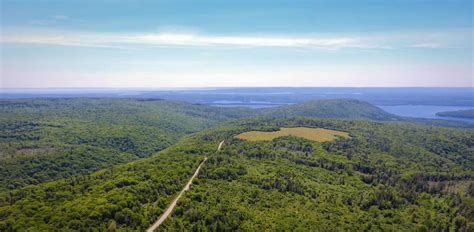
[[1, 0, 472, 88]]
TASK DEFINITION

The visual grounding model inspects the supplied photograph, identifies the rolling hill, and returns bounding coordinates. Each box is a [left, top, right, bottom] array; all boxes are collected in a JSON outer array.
[[260, 99, 398, 120]]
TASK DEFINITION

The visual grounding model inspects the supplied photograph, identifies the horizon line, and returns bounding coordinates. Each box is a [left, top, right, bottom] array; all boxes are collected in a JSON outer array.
[[1, 86, 473, 91]]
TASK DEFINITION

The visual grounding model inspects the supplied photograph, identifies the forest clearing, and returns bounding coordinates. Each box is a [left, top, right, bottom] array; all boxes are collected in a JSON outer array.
[[235, 127, 349, 142]]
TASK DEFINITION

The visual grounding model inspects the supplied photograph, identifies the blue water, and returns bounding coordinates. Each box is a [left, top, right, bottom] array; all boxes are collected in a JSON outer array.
[[210, 100, 292, 108], [378, 105, 474, 123]]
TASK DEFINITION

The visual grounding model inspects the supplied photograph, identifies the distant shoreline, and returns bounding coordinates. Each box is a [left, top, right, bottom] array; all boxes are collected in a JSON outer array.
[[436, 109, 474, 119]]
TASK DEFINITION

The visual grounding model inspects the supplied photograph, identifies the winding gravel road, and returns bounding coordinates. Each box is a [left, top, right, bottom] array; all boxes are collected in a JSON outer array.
[[146, 140, 224, 232]]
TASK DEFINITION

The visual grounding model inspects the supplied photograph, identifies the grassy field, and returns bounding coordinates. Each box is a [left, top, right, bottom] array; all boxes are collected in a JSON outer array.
[[235, 127, 349, 142]]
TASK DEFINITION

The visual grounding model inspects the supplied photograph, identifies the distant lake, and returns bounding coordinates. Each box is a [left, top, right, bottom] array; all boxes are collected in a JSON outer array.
[[210, 100, 292, 109], [378, 105, 474, 123]]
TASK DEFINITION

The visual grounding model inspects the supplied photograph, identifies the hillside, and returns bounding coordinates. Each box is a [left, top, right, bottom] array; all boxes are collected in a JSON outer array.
[[261, 99, 398, 120], [162, 119, 473, 231], [437, 109, 474, 119], [0, 118, 472, 231], [0, 98, 252, 191], [264, 99, 473, 128]]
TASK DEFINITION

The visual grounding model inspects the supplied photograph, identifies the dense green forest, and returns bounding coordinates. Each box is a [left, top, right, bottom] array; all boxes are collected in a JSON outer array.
[[1, 116, 473, 231], [437, 109, 474, 119], [0, 98, 413, 191], [160, 118, 473, 231], [0, 98, 251, 191], [0, 134, 218, 231]]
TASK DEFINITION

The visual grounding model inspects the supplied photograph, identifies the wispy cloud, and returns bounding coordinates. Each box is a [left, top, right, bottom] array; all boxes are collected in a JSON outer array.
[[0, 29, 466, 50], [28, 20, 51, 26], [1, 31, 372, 49], [52, 15, 69, 20], [28, 15, 84, 26], [129, 34, 371, 49], [410, 42, 444, 48]]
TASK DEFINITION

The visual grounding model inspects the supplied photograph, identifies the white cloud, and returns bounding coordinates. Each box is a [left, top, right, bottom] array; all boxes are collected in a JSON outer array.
[[130, 33, 367, 48], [0, 30, 383, 50], [1, 28, 466, 51]]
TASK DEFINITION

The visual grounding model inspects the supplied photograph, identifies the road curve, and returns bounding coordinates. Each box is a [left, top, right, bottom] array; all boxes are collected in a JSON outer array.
[[217, 140, 224, 151], [146, 140, 224, 232]]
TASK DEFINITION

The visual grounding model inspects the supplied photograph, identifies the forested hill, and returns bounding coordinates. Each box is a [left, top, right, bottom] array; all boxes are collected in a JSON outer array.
[[436, 109, 474, 119], [1, 118, 472, 231], [261, 99, 473, 128], [260, 99, 397, 120]]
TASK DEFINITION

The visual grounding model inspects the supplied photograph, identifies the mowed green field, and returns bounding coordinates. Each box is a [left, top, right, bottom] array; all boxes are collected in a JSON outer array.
[[235, 127, 349, 142]]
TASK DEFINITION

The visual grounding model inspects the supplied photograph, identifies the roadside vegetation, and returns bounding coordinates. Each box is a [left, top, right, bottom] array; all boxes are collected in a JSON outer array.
[[0, 137, 217, 231]]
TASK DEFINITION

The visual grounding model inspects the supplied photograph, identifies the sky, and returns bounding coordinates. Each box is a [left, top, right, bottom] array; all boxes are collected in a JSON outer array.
[[0, 0, 473, 88]]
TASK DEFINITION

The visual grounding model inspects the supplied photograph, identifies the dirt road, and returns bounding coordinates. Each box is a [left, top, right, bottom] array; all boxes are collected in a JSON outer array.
[[217, 140, 224, 151], [146, 140, 224, 232]]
